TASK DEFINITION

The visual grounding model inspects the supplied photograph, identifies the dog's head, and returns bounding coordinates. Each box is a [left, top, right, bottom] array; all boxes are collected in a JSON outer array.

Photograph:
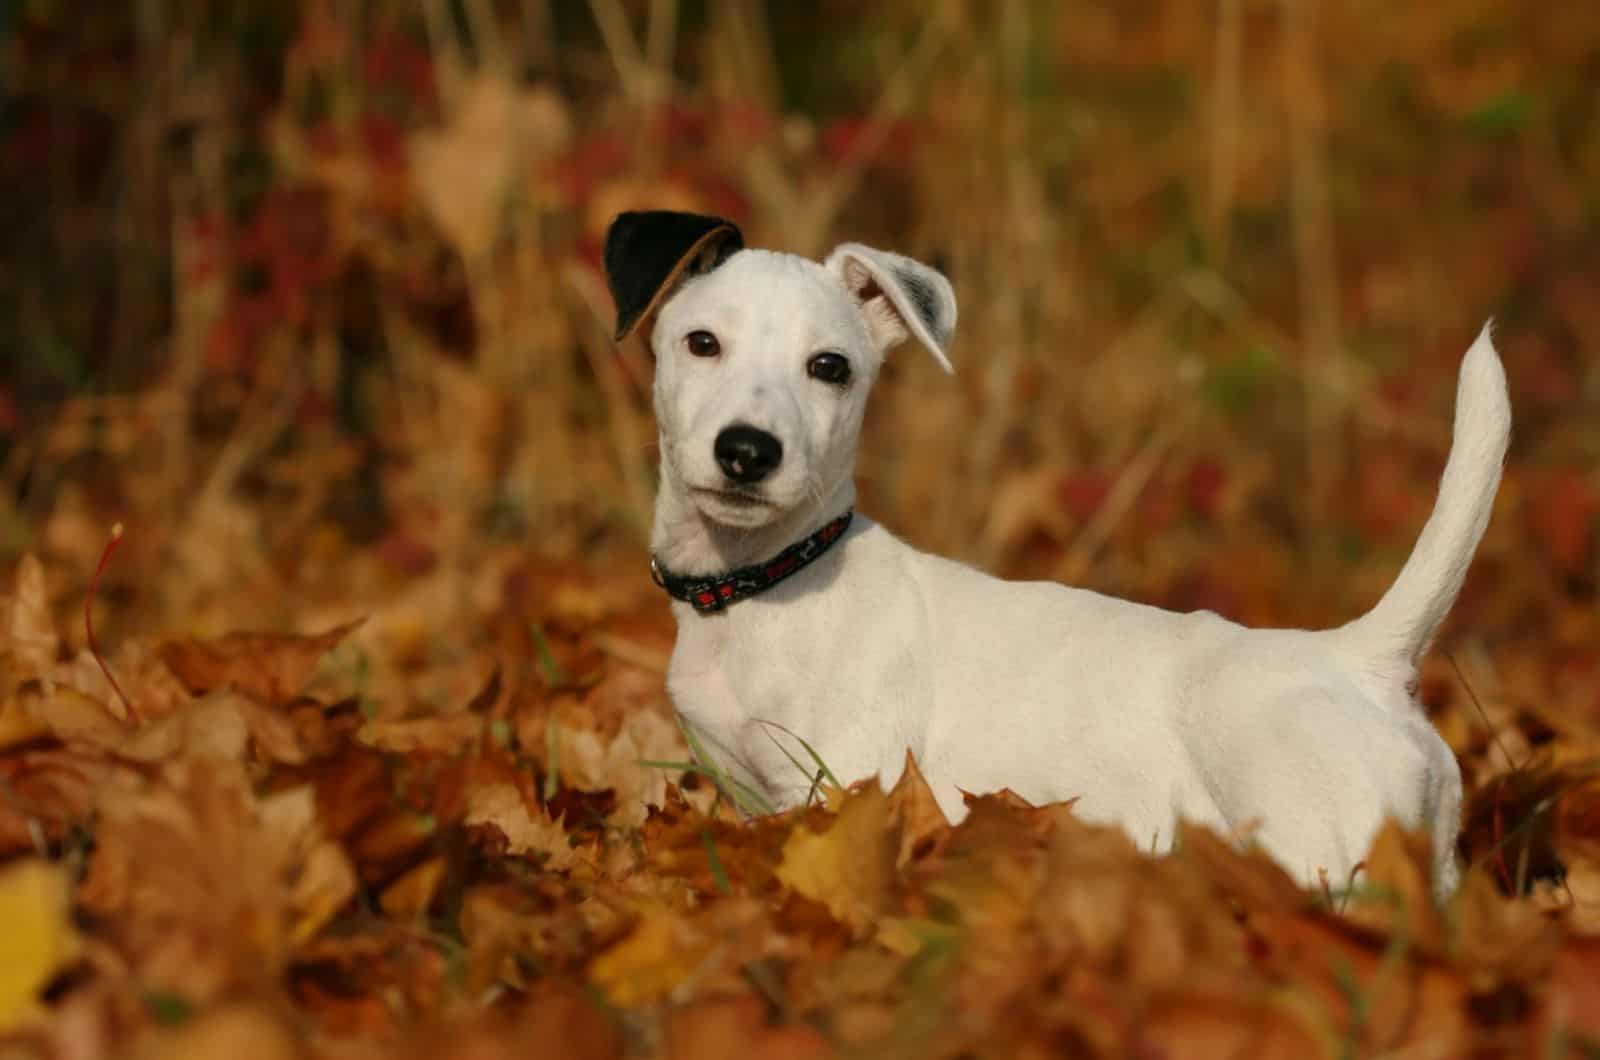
[[604, 210, 956, 529]]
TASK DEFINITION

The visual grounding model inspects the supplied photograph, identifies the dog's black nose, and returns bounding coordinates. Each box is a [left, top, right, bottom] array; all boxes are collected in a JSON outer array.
[[714, 425, 783, 484]]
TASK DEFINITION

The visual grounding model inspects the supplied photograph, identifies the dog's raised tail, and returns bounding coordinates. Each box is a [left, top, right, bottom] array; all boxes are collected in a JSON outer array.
[[1340, 322, 1510, 664]]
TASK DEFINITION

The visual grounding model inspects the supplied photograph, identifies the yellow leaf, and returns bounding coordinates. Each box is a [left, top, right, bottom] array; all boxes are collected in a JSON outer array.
[[0, 859, 81, 1031], [775, 782, 895, 934], [588, 901, 711, 1007], [0, 694, 49, 751], [380, 857, 447, 920]]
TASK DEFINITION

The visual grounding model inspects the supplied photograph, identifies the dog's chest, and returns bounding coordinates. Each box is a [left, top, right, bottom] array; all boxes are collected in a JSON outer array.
[[665, 578, 926, 805]]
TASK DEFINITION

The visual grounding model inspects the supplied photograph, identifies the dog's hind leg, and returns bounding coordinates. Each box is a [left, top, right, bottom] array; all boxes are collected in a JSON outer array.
[[1184, 683, 1416, 890]]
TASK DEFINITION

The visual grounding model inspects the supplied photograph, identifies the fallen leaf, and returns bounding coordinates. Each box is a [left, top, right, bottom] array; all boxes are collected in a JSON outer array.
[[776, 782, 895, 935], [380, 856, 446, 919], [885, 750, 950, 868], [0, 691, 52, 750], [666, 993, 832, 1060], [588, 901, 712, 1008], [0, 859, 81, 1031], [1345, 819, 1448, 953], [358, 712, 484, 754], [465, 781, 577, 870], [132, 1002, 302, 1060], [0, 554, 58, 687], [159, 620, 363, 706]]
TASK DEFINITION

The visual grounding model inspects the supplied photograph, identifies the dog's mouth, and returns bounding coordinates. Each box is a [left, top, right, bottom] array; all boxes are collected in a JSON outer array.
[[692, 487, 773, 509]]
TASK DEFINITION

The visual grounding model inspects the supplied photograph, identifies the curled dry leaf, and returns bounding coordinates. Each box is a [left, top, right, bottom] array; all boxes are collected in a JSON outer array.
[[550, 708, 684, 826], [465, 780, 577, 870], [885, 749, 950, 868]]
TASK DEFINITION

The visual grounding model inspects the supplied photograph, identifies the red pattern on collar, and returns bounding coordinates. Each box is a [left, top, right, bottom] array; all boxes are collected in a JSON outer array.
[[651, 512, 853, 613]]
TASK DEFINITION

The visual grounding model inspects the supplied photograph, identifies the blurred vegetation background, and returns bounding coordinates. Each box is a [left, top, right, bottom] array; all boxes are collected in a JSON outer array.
[[1, 0, 1597, 641]]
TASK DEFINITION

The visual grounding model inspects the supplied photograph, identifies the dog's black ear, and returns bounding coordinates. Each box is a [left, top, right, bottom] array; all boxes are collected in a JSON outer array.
[[824, 243, 957, 372], [603, 211, 744, 341]]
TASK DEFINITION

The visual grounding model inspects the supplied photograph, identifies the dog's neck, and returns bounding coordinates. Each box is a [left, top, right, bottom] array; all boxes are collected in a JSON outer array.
[[650, 460, 856, 578]]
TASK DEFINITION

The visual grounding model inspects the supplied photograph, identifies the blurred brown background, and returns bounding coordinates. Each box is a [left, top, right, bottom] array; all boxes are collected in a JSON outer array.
[[2, 0, 1597, 644]]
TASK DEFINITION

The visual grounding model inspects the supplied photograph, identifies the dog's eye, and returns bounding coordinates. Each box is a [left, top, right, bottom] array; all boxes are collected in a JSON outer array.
[[685, 330, 721, 357], [807, 352, 852, 385]]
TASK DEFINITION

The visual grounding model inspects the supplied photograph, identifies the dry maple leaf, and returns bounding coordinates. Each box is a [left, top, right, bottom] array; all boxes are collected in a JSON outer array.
[[550, 708, 684, 826], [884, 751, 950, 868], [464, 781, 578, 871], [158, 620, 363, 707], [76, 761, 356, 1001], [775, 781, 896, 936]]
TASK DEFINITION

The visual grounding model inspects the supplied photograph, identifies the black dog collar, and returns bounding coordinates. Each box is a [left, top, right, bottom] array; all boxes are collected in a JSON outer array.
[[651, 512, 854, 613]]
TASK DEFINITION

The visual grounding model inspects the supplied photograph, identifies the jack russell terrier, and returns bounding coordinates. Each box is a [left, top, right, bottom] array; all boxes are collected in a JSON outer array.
[[603, 209, 1509, 895]]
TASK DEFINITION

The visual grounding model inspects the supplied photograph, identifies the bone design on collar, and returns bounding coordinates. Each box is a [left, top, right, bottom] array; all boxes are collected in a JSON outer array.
[[651, 512, 853, 613]]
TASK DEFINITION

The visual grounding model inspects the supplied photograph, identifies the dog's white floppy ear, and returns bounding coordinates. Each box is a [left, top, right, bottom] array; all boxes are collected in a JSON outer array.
[[824, 243, 957, 373], [604, 211, 744, 341]]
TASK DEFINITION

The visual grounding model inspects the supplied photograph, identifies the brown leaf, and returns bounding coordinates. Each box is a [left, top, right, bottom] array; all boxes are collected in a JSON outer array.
[[515, 982, 624, 1060], [132, 1003, 303, 1060], [19, 682, 255, 763], [464, 781, 577, 870], [0, 555, 58, 689], [1139, 992, 1322, 1060], [358, 712, 484, 754], [1540, 938, 1600, 1043], [1345, 819, 1447, 953], [666, 994, 833, 1060], [1176, 821, 1308, 911], [885, 751, 950, 868], [76, 762, 355, 1000], [18, 681, 128, 750], [158, 620, 363, 706]]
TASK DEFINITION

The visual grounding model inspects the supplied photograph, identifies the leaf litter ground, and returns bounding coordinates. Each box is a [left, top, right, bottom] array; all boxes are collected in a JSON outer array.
[[3, 531, 1600, 1060]]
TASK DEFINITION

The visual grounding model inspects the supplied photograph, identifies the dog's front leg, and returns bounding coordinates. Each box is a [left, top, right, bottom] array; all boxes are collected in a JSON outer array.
[[666, 655, 786, 814]]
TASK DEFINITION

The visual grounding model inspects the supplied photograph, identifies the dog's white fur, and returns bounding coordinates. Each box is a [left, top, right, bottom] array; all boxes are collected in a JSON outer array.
[[643, 240, 1509, 894]]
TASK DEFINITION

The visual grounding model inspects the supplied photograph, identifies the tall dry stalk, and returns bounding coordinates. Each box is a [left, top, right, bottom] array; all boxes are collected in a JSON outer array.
[[1281, 0, 1345, 552]]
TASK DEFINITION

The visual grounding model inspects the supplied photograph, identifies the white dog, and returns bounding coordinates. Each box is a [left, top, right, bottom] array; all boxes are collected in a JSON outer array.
[[604, 210, 1509, 894]]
